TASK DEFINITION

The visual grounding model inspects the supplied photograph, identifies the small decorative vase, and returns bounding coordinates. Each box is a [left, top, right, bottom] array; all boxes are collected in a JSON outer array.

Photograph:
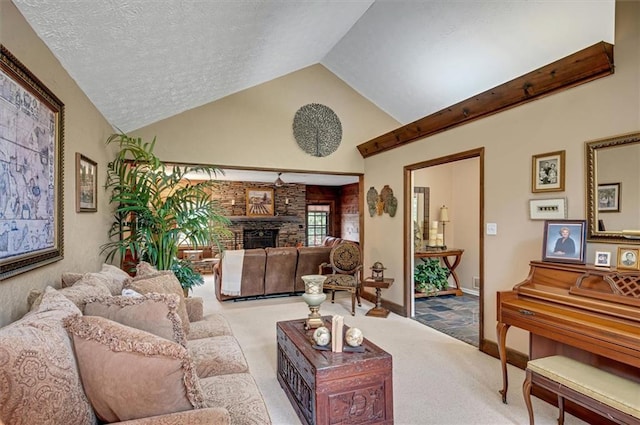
[[301, 275, 327, 329]]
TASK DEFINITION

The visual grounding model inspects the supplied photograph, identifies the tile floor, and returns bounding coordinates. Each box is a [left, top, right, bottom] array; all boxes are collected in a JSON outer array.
[[413, 293, 479, 347]]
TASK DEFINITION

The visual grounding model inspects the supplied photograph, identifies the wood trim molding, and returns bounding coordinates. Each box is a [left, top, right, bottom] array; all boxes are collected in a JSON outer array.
[[358, 42, 614, 158]]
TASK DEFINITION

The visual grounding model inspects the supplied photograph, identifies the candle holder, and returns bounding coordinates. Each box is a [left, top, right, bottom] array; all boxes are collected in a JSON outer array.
[[301, 275, 327, 329]]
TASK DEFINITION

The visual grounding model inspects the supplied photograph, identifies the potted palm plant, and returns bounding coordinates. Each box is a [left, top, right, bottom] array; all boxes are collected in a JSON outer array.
[[101, 132, 231, 294]]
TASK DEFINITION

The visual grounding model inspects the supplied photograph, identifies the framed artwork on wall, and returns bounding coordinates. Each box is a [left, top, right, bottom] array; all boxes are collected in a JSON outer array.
[[246, 188, 274, 216], [542, 220, 586, 264], [532, 150, 565, 193], [0, 45, 65, 280], [617, 247, 639, 270], [76, 153, 97, 212], [529, 198, 567, 220], [597, 183, 620, 212]]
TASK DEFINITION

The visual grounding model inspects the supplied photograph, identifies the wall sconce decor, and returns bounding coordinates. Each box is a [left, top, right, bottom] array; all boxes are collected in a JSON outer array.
[[366, 185, 398, 217]]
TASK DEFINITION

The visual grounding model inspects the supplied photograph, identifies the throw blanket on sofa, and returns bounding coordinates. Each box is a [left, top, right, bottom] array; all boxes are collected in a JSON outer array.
[[221, 249, 245, 296]]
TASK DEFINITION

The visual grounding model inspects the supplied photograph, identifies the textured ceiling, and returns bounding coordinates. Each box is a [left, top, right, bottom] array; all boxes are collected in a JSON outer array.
[[14, 0, 615, 134]]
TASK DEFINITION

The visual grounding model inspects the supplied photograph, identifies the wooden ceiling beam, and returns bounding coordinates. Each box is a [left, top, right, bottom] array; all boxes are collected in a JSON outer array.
[[357, 41, 614, 158]]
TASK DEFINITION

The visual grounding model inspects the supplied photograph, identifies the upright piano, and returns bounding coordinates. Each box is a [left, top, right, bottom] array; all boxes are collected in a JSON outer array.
[[496, 261, 640, 416]]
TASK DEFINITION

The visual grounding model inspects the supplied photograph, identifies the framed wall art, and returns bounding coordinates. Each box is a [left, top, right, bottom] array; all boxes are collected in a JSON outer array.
[[594, 251, 611, 267], [532, 150, 565, 193], [76, 153, 97, 213], [246, 188, 274, 216], [597, 183, 620, 212], [542, 220, 586, 264], [529, 198, 567, 220], [0, 45, 65, 280], [616, 247, 639, 270]]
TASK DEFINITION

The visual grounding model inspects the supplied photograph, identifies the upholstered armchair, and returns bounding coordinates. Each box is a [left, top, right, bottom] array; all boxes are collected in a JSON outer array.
[[318, 241, 363, 316]]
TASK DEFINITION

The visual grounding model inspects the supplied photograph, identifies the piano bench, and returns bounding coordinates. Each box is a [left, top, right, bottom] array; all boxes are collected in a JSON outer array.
[[523, 355, 640, 425]]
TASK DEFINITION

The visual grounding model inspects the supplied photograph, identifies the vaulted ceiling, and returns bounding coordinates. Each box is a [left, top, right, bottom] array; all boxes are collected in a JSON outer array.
[[14, 0, 615, 134]]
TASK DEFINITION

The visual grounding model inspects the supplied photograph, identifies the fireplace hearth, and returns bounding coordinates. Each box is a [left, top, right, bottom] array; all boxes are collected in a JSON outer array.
[[243, 229, 278, 249]]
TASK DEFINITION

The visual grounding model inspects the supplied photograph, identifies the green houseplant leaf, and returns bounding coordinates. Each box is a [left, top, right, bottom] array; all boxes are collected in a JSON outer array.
[[101, 133, 231, 291], [414, 258, 450, 294]]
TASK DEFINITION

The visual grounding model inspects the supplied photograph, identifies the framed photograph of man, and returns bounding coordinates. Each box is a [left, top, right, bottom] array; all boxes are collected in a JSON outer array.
[[542, 220, 586, 264], [594, 251, 611, 267], [597, 183, 620, 212], [616, 247, 639, 270], [532, 150, 565, 193]]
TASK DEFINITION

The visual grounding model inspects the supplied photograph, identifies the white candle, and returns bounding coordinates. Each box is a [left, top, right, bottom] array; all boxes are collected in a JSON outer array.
[[432, 220, 438, 229], [231, 199, 235, 206], [285, 198, 289, 205]]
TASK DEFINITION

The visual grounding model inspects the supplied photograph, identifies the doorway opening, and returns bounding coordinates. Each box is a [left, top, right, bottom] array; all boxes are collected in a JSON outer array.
[[404, 148, 485, 349]]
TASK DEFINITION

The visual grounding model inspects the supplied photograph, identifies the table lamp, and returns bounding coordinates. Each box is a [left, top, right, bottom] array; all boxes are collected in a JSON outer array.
[[440, 205, 450, 249], [301, 275, 327, 329]]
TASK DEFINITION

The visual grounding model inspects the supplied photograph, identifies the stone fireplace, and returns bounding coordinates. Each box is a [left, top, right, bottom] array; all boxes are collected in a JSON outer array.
[[243, 228, 279, 249]]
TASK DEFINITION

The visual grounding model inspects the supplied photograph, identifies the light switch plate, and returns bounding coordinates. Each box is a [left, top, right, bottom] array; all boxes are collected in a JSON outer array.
[[486, 223, 497, 235]]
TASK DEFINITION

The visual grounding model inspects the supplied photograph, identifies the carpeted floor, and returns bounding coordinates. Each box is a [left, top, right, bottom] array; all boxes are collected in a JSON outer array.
[[414, 293, 479, 347], [193, 278, 587, 425]]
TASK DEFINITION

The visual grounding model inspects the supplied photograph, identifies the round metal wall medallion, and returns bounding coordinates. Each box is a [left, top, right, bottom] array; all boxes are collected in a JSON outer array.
[[292, 103, 342, 157]]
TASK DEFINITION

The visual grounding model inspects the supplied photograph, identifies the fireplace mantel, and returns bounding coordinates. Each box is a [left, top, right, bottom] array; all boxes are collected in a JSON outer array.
[[227, 216, 302, 223]]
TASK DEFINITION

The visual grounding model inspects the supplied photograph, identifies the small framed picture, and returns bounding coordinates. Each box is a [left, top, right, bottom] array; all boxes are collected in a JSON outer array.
[[76, 153, 98, 212], [542, 220, 586, 264], [597, 183, 620, 212], [594, 251, 611, 267], [616, 247, 639, 270], [532, 150, 565, 193], [529, 198, 567, 220], [246, 188, 274, 216]]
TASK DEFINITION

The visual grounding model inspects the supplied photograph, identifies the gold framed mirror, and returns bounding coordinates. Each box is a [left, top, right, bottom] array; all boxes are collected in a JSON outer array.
[[586, 132, 640, 244]]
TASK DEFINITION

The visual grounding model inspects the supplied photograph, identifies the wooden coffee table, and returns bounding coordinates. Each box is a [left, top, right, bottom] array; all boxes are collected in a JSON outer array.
[[277, 317, 393, 425]]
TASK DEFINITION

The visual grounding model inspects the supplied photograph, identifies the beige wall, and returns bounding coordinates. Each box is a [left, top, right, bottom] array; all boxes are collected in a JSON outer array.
[[132, 64, 400, 174], [363, 1, 640, 353], [0, 0, 115, 327]]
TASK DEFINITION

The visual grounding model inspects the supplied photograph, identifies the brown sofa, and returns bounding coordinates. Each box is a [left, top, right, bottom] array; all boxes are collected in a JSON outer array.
[[0, 264, 271, 425], [214, 237, 354, 301]]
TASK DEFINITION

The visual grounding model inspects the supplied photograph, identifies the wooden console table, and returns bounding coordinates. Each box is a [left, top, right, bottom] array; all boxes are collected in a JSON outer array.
[[277, 317, 393, 425], [414, 249, 464, 297]]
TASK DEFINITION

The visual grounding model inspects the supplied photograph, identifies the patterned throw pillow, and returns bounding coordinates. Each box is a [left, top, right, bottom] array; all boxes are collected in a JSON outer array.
[[125, 271, 190, 335], [63, 315, 206, 423], [0, 287, 97, 425], [136, 260, 159, 276], [29, 273, 112, 312], [84, 293, 187, 346], [62, 264, 131, 295]]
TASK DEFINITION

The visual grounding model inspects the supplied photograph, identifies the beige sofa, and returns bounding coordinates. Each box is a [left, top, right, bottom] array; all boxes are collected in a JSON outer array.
[[214, 237, 354, 301], [0, 264, 271, 425]]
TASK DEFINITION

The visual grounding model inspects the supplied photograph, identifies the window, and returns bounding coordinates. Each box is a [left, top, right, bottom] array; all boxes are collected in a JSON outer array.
[[307, 205, 330, 246]]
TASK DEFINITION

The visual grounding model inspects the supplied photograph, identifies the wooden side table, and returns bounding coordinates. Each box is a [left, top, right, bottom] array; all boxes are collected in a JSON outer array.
[[414, 248, 464, 297], [192, 257, 218, 274], [362, 277, 394, 318]]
